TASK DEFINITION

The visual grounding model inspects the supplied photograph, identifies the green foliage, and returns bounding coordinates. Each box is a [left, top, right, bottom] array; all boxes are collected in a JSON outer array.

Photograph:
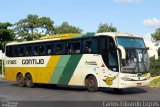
[[54, 22, 82, 34], [151, 28, 160, 43], [97, 23, 117, 33], [15, 14, 54, 41], [158, 47, 160, 56], [0, 22, 15, 52], [150, 56, 160, 77]]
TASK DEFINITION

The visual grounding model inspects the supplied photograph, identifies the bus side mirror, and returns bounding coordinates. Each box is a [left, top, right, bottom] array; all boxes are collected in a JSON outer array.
[[117, 45, 126, 59]]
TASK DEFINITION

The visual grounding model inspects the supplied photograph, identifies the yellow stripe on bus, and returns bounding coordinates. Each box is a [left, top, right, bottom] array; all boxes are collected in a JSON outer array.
[[5, 56, 61, 84], [32, 55, 61, 83]]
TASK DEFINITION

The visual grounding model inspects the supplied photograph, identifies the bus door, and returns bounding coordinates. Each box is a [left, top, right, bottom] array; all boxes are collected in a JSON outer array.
[[100, 36, 119, 88]]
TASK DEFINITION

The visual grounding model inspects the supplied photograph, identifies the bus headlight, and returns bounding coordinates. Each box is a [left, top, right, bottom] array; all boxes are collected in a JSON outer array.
[[121, 77, 132, 81]]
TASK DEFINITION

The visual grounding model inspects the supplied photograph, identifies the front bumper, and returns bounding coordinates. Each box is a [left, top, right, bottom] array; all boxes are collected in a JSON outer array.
[[119, 79, 150, 88]]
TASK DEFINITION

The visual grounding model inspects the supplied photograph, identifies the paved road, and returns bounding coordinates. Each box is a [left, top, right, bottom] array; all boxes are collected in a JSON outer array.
[[0, 80, 160, 107]]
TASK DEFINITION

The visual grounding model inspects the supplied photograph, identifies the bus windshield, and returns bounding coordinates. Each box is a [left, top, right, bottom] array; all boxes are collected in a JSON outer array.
[[116, 37, 145, 49], [116, 37, 150, 73]]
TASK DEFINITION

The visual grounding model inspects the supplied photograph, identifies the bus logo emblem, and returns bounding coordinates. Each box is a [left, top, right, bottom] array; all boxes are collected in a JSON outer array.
[[103, 77, 116, 86]]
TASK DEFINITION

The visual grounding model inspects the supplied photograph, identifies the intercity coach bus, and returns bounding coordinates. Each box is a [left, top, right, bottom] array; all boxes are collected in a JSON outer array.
[[4, 32, 151, 92]]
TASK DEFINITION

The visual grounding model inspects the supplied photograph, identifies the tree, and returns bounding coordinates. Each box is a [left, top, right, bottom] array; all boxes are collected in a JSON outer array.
[[151, 28, 160, 44], [158, 47, 160, 56], [150, 56, 160, 77], [15, 14, 54, 41], [54, 22, 82, 34], [0, 22, 15, 76], [0, 22, 15, 52], [97, 23, 117, 33]]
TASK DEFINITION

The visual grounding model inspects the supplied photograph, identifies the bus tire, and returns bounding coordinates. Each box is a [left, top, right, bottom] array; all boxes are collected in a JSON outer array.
[[85, 75, 98, 92], [16, 73, 25, 87], [25, 74, 34, 88]]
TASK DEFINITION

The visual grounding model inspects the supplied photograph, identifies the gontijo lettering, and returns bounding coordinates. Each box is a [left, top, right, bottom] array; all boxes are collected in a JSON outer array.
[[22, 59, 44, 65]]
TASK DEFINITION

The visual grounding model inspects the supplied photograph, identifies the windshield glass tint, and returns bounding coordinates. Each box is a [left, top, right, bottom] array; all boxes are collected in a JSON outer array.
[[116, 37, 150, 73], [116, 37, 145, 48], [120, 49, 150, 73]]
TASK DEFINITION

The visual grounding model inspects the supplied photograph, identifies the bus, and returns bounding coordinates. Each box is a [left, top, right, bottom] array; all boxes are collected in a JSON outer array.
[[4, 32, 151, 92]]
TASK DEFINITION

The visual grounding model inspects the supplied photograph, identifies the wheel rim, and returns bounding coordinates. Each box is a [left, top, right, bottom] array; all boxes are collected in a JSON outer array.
[[26, 76, 31, 86], [17, 75, 24, 86], [88, 78, 94, 88], [85, 76, 98, 92]]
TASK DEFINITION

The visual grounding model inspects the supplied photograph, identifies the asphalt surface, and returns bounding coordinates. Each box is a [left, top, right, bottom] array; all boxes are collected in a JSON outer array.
[[0, 79, 160, 107]]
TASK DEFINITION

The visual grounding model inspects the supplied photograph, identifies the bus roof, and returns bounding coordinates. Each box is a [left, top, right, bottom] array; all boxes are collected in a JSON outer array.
[[6, 33, 81, 46], [96, 32, 141, 38], [6, 32, 142, 46]]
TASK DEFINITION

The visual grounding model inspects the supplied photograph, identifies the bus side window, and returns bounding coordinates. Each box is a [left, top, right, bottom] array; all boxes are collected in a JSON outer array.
[[39, 45, 45, 55], [55, 44, 61, 54], [12, 47, 17, 57], [25, 46, 30, 56], [55, 42, 65, 55], [66, 42, 72, 54], [83, 39, 92, 53], [72, 40, 81, 53], [99, 37, 108, 53], [6, 46, 12, 57], [92, 38, 98, 53], [33, 45, 39, 55], [20, 46, 25, 57], [27, 46, 32, 56], [47, 44, 52, 55]]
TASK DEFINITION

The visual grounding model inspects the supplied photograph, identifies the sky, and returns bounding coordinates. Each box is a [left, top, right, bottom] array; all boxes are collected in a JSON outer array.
[[0, 0, 160, 40]]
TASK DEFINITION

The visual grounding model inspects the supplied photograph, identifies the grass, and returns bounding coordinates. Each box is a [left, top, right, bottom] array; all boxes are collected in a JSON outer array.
[[150, 76, 160, 88]]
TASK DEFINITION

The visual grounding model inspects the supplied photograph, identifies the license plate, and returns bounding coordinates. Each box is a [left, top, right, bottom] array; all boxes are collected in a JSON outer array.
[[137, 83, 141, 86]]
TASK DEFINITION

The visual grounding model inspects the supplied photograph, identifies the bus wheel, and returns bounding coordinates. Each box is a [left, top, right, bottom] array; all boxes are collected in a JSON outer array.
[[25, 74, 34, 88], [16, 73, 25, 87], [85, 75, 98, 92]]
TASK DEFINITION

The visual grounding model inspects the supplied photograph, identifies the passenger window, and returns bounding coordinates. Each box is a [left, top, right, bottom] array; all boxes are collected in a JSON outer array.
[[83, 39, 92, 53], [55, 42, 65, 55], [33, 45, 39, 55], [92, 38, 98, 53], [72, 41, 81, 53], [20, 47, 24, 56], [6, 46, 12, 57], [26, 46, 32, 56], [56, 44, 61, 54], [66, 42, 72, 53], [39, 45, 45, 55], [12, 47, 18, 57], [47, 44, 52, 55], [99, 38, 108, 53]]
